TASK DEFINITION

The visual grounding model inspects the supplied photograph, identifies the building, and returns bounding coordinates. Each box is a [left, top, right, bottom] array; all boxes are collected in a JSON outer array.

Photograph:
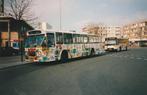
[[0, 16, 34, 56], [83, 25, 121, 42], [122, 21, 147, 41], [105, 27, 121, 38], [37, 22, 52, 31], [122, 20, 147, 47]]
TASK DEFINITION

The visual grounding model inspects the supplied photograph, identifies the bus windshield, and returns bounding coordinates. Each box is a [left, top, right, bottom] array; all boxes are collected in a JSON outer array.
[[25, 35, 45, 48], [105, 40, 117, 45]]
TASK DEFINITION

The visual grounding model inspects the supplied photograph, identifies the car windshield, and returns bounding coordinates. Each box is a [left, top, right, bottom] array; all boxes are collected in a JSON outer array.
[[25, 35, 45, 48]]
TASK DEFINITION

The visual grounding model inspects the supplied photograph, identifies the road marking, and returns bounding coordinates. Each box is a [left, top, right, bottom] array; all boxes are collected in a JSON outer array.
[[106, 53, 147, 61], [130, 57, 135, 59], [136, 57, 143, 60]]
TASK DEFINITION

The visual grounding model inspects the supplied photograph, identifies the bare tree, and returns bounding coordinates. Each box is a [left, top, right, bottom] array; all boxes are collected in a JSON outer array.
[[5, 0, 37, 22]]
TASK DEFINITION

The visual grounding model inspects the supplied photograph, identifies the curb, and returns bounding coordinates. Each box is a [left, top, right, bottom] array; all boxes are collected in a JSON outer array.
[[0, 61, 27, 70]]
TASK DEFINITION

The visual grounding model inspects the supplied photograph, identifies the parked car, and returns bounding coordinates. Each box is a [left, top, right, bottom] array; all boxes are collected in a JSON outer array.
[[0, 47, 20, 56]]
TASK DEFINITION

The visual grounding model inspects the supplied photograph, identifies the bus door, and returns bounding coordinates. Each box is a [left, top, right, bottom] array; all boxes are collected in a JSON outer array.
[[46, 33, 56, 61], [73, 34, 81, 57]]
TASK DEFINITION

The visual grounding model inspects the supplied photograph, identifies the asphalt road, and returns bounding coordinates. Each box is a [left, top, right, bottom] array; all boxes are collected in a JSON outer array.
[[0, 47, 147, 95], [0, 56, 21, 64]]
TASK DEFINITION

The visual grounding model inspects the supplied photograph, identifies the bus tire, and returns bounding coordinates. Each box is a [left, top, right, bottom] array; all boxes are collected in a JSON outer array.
[[125, 47, 128, 51], [60, 51, 68, 63], [119, 47, 122, 51], [116, 47, 121, 52], [90, 48, 95, 56]]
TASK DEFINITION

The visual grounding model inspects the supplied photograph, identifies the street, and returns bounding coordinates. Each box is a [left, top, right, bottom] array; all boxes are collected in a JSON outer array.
[[0, 56, 25, 69], [0, 47, 147, 95]]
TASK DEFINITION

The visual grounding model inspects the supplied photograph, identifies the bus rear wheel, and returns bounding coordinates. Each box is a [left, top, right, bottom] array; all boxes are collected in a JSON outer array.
[[116, 47, 121, 52], [60, 51, 68, 63], [125, 47, 128, 51], [90, 49, 95, 56]]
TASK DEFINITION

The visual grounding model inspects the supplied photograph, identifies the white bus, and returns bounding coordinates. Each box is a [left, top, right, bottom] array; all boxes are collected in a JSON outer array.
[[105, 37, 129, 51], [25, 30, 104, 62]]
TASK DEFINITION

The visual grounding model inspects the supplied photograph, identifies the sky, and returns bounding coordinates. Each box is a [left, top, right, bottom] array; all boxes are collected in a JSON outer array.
[[32, 0, 147, 31]]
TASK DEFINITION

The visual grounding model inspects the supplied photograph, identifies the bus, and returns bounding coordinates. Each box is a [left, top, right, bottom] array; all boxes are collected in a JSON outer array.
[[24, 30, 105, 62], [105, 37, 129, 51]]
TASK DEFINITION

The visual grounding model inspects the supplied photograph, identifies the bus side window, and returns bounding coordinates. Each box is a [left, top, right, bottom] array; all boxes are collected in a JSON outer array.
[[47, 33, 55, 47], [64, 33, 73, 44], [77, 34, 81, 44], [56, 32, 63, 44], [83, 35, 88, 43], [73, 34, 78, 44], [89, 36, 93, 43]]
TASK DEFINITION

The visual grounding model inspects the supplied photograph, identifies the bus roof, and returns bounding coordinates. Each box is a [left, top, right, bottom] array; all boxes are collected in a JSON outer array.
[[27, 29, 89, 36]]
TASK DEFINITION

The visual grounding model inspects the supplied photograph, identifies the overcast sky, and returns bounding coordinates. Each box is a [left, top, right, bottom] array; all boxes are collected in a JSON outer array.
[[32, 0, 147, 31]]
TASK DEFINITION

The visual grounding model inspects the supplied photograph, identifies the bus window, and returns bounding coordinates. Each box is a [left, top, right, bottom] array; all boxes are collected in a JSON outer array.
[[73, 34, 83, 44], [93, 37, 97, 43], [83, 35, 88, 43], [25, 34, 44, 48], [76, 34, 81, 44], [73, 34, 76, 43], [47, 33, 55, 47], [56, 32, 63, 44], [89, 36, 94, 43], [105, 38, 118, 45], [80, 35, 84, 43], [95, 37, 100, 42], [42, 39, 47, 47], [64, 33, 73, 44]]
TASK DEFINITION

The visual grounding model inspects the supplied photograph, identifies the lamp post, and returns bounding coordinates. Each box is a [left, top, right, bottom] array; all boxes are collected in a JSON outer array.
[[18, 20, 23, 62], [8, 21, 10, 47], [59, 0, 62, 30]]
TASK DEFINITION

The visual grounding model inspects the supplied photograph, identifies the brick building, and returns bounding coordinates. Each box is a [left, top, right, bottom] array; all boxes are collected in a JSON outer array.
[[0, 16, 33, 56], [122, 21, 147, 46]]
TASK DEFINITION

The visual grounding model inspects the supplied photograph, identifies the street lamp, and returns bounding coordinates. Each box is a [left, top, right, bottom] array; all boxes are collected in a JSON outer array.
[[59, 0, 62, 30]]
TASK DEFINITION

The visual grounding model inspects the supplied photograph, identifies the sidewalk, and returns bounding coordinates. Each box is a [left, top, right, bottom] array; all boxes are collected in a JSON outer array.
[[0, 56, 27, 69]]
